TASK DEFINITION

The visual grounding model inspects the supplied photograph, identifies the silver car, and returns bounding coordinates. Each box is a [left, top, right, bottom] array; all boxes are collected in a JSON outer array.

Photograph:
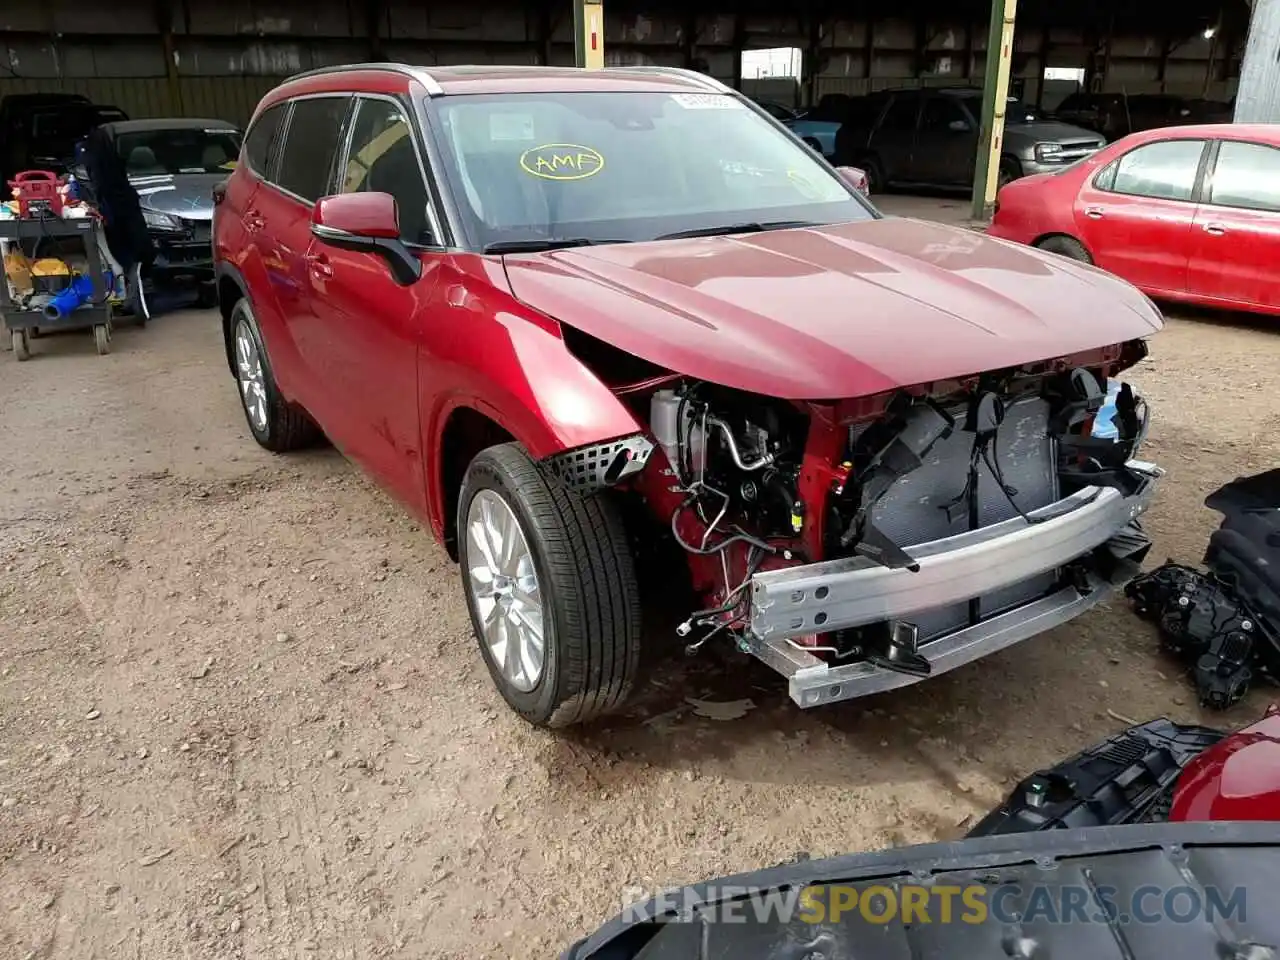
[[835, 87, 1104, 192]]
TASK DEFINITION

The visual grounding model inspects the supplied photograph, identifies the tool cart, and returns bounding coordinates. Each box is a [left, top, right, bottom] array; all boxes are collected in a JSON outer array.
[[2, 172, 119, 361]]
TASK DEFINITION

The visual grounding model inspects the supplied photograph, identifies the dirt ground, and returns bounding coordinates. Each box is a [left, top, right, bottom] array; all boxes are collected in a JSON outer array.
[[2, 278, 1279, 959]]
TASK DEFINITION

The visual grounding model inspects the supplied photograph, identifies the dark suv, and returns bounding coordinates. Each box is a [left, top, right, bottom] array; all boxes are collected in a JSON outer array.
[[835, 87, 1104, 191], [0, 93, 128, 182]]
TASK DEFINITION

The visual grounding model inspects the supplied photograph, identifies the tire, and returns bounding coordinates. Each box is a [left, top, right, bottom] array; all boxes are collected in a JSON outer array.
[[94, 324, 111, 355], [229, 297, 321, 452], [859, 155, 886, 193], [998, 156, 1022, 190], [458, 443, 642, 728], [1036, 235, 1094, 264], [12, 330, 30, 361]]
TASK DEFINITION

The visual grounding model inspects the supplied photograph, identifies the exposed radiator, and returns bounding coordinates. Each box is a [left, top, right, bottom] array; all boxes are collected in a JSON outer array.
[[860, 396, 1060, 640]]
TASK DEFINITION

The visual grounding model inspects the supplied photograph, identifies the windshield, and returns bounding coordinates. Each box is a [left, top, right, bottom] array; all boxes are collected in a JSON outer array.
[[116, 126, 242, 177], [430, 91, 875, 250]]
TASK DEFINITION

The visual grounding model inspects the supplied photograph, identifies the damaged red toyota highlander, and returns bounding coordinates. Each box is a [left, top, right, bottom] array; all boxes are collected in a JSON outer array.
[[213, 64, 1164, 727]]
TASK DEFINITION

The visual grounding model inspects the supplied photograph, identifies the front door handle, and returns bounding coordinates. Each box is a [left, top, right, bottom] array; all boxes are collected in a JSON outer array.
[[305, 252, 333, 278], [1203, 222, 1227, 236], [1085, 206, 1105, 219]]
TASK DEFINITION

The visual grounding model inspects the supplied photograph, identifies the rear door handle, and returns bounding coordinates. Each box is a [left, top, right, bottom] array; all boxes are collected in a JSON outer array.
[[305, 252, 333, 278], [1085, 206, 1105, 219], [1203, 222, 1227, 236]]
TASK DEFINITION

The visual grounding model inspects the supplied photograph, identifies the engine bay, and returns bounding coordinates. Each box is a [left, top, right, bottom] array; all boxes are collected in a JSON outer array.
[[610, 340, 1154, 675]]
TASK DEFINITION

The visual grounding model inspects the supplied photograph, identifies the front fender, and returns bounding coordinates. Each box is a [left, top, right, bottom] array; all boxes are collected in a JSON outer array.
[[421, 257, 647, 538]]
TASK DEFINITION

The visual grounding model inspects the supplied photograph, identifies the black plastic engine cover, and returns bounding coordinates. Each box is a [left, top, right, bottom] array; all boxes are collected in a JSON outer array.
[[966, 719, 1225, 836]]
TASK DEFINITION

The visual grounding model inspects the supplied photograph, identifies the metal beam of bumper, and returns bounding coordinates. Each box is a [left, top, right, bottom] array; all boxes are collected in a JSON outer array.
[[750, 462, 1161, 643]]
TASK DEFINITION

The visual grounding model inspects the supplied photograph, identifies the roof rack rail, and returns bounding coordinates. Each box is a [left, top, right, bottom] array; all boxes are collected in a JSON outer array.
[[282, 62, 444, 96], [609, 66, 733, 93]]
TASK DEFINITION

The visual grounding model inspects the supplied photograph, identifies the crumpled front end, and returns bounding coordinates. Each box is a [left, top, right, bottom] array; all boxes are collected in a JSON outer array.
[[582, 334, 1161, 707], [745, 370, 1161, 706]]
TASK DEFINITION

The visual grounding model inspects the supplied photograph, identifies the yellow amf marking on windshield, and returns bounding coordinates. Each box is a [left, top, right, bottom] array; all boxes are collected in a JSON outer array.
[[519, 144, 605, 181]]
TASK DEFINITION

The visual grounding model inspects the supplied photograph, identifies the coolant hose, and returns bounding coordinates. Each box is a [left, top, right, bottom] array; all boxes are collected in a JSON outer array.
[[43, 274, 96, 320]]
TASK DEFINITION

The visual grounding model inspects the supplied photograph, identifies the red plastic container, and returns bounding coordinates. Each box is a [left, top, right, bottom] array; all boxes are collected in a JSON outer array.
[[8, 170, 64, 218]]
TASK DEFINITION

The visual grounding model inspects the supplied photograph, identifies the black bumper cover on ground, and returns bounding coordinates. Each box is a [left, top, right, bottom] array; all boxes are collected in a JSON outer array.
[[563, 821, 1280, 960]]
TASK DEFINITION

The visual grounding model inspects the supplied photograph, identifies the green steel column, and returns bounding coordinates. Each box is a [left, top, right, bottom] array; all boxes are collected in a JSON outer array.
[[971, 0, 1019, 221], [574, 0, 604, 69]]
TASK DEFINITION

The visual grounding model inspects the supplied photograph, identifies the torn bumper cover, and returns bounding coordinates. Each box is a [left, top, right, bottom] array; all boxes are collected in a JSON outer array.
[[747, 460, 1162, 707]]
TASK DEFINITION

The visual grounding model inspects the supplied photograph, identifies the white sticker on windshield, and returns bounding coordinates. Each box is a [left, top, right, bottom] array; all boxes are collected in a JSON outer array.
[[670, 93, 741, 110], [489, 113, 536, 141]]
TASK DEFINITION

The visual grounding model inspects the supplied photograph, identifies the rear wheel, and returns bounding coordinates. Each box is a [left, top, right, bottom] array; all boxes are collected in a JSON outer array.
[[11, 330, 30, 361], [230, 297, 321, 452], [1036, 235, 1094, 264], [859, 155, 886, 193], [458, 443, 642, 728], [93, 324, 111, 355]]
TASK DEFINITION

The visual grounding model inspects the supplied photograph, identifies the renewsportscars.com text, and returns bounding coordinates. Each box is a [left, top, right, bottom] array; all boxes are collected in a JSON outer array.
[[620, 882, 1247, 927]]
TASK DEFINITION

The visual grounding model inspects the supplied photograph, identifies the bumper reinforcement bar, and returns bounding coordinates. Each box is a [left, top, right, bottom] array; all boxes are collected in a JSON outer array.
[[745, 461, 1161, 706]]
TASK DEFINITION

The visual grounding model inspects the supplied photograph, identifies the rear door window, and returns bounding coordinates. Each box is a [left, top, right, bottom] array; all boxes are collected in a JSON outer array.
[[1097, 139, 1206, 201], [1208, 140, 1280, 213], [242, 103, 286, 179], [275, 96, 351, 203], [878, 92, 920, 132], [919, 95, 968, 132]]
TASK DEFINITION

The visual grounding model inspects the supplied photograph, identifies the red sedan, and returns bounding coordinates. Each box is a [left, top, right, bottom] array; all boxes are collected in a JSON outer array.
[[988, 123, 1280, 316]]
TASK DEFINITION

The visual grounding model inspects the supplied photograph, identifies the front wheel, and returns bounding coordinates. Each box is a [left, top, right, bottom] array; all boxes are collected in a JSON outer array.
[[458, 443, 642, 727], [12, 329, 30, 361], [998, 157, 1022, 190]]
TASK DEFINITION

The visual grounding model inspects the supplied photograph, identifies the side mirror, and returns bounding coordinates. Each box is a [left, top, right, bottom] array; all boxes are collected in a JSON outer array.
[[948, 119, 972, 133], [834, 165, 871, 197], [311, 192, 422, 286]]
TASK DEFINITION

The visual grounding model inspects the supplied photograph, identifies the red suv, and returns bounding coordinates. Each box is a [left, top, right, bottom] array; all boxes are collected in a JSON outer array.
[[214, 63, 1165, 728]]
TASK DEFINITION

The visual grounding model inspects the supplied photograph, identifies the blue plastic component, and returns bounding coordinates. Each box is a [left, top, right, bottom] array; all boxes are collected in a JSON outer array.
[[1092, 380, 1122, 440], [43, 273, 96, 320]]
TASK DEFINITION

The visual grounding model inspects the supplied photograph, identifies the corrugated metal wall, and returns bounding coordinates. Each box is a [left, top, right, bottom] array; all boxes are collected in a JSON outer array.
[[1234, 0, 1280, 121], [0, 76, 277, 126], [0, 0, 1242, 125]]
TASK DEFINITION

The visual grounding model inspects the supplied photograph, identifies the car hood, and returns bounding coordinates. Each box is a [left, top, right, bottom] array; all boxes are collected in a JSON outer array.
[[131, 172, 225, 220], [1004, 120, 1105, 143], [501, 218, 1163, 400]]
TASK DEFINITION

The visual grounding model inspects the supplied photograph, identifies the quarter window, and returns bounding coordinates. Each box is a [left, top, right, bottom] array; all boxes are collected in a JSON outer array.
[[242, 103, 285, 177], [1209, 140, 1280, 213], [276, 96, 350, 203], [1099, 139, 1206, 202], [339, 97, 434, 244]]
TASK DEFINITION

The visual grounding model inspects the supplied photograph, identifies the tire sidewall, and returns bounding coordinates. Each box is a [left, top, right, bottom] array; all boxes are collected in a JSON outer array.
[[230, 297, 280, 447], [457, 455, 564, 723], [1038, 236, 1091, 263], [862, 155, 885, 192]]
